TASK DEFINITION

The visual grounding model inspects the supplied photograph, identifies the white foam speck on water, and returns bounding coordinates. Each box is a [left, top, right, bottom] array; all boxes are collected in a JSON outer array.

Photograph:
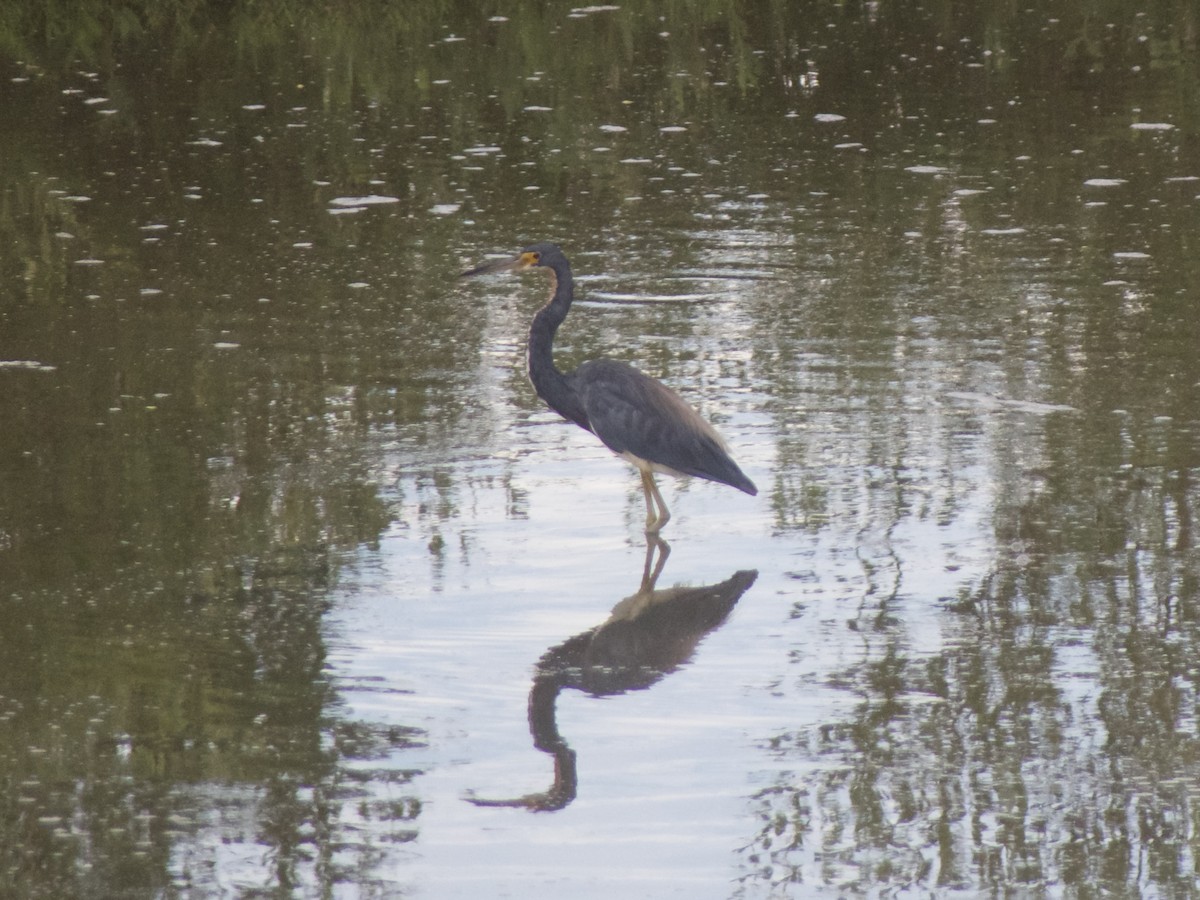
[[946, 391, 1076, 414], [329, 195, 400, 206], [0, 360, 57, 372]]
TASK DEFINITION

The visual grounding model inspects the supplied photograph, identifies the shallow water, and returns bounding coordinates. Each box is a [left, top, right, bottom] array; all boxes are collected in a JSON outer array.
[[2, 2, 1200, 897]]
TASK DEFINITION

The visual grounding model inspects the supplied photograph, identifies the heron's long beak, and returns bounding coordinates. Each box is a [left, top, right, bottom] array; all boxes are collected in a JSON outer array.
[[460, 251, 536, 278]]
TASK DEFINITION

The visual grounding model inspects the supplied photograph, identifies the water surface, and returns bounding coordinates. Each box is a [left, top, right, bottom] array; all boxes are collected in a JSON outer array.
[[2, 2, 1199, 896]]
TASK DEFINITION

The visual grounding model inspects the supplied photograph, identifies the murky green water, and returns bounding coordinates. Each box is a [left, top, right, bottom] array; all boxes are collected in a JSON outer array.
[[2, 2, 1200, 896]]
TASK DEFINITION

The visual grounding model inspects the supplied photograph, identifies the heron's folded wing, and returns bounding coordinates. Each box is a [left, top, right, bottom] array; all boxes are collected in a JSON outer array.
[[570, 359, 756, 494]]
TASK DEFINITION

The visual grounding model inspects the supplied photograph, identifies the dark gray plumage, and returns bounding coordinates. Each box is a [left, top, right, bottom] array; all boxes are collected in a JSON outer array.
[[461, 242, 756, 531]]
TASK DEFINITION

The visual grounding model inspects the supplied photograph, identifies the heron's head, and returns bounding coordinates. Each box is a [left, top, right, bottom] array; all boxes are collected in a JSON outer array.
[[460, 242, 564, 278]]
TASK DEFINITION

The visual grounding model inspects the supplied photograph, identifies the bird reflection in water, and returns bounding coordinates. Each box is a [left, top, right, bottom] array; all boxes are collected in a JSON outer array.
[[467, 538, 757, 811]]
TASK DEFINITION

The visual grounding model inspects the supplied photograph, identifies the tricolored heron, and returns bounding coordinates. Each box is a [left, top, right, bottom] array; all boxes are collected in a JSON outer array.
[[461, 242, 756, 532]]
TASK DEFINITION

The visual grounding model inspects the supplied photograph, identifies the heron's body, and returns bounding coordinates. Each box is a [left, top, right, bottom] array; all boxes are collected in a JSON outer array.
[[463, 242, 756, 531]]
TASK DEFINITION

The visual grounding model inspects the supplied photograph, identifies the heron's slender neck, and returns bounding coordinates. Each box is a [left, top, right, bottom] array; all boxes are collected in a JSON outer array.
[[528, 258, 590, 429]]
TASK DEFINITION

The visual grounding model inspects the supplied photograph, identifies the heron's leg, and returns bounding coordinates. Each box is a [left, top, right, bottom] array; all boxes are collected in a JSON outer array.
[[639, 470, 657, 529], [641, 471, 671, 533]]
